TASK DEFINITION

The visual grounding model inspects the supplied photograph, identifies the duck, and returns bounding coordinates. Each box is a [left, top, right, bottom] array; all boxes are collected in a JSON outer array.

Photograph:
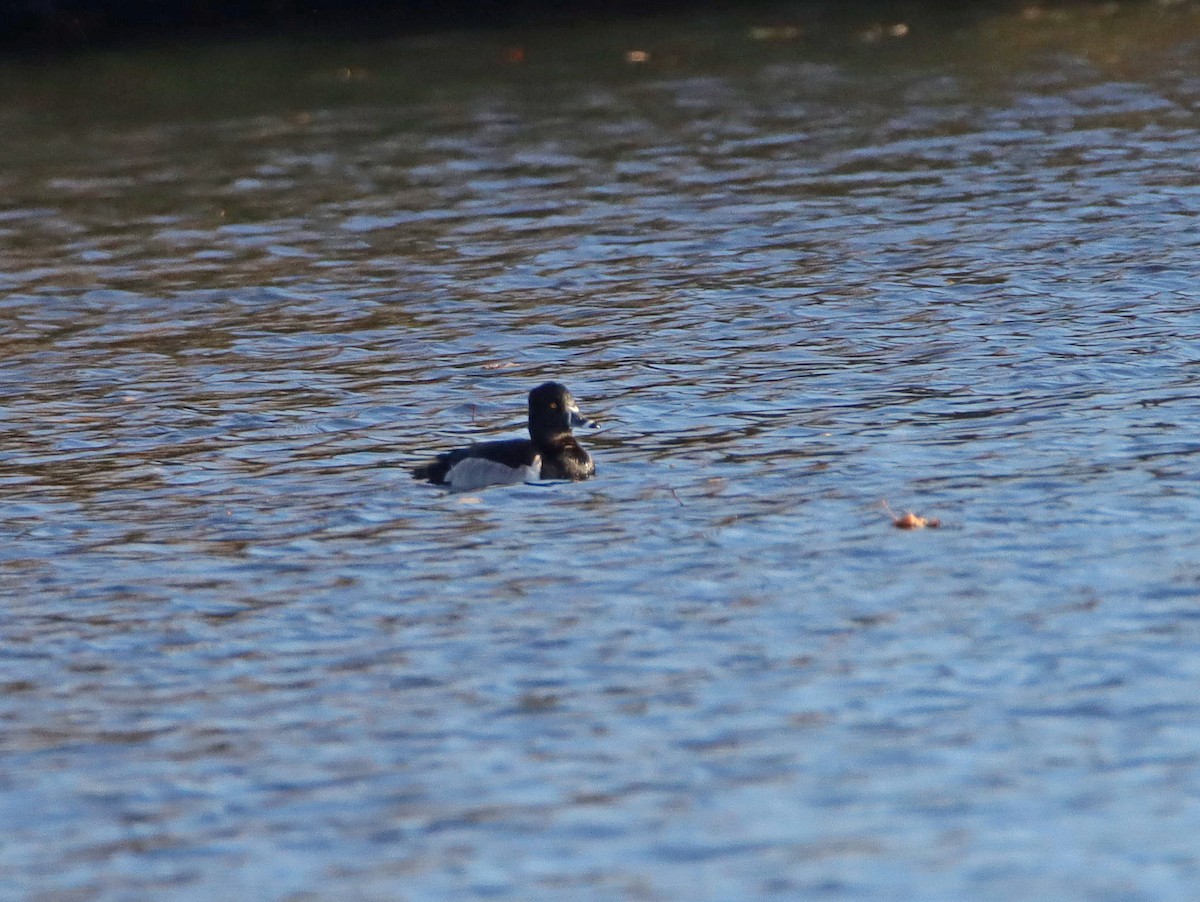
[[412, 382, 598, 491]]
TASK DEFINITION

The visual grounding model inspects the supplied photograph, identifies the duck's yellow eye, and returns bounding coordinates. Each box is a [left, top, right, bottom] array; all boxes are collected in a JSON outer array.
[[549, 402, 558, 409]]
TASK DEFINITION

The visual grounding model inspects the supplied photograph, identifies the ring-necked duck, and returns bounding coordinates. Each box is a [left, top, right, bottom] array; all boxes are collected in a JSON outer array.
[[413, 382, 598, 491]]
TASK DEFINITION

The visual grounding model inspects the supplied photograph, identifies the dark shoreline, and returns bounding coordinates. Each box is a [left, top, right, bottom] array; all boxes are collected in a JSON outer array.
[[0, 0, 1027, 50]]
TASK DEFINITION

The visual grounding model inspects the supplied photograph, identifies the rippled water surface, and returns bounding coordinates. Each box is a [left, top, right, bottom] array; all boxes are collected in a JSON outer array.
[[4, 3, 1200, 899]]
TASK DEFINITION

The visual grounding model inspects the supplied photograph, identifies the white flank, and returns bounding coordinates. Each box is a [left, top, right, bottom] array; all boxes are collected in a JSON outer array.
[[444, 456, 541, 492]]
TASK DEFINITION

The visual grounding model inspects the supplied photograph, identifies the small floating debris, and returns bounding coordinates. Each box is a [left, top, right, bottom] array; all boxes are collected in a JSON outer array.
[[748, 25, 803, 42], [859, 22, 910, 43], [882, 499, 940, 530], [893, 511, 939, 530], [625, 49, 651, 64]]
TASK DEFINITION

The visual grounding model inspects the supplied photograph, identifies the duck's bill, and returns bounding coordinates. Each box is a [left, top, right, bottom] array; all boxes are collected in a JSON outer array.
[[569, 408, 599, 429]]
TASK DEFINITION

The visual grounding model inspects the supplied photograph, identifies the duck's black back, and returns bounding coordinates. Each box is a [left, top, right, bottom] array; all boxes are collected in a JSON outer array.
[[411, 438, 537, 485]]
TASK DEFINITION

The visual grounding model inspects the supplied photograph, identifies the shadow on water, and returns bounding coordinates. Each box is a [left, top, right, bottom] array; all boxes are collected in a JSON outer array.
[[4, 2, 1200, 899]]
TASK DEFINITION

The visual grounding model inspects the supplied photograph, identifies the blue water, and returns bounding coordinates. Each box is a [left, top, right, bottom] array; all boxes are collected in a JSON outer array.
[[3, 3, 1200, 899]]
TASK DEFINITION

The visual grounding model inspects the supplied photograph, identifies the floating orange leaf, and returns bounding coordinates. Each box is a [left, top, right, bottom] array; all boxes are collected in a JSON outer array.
[[893, 511, 939, 530], [882, 500, 940, 530]]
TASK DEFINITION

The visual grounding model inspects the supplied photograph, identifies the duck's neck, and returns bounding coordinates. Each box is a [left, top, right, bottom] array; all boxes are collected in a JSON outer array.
[[530, 429, 571, 452]]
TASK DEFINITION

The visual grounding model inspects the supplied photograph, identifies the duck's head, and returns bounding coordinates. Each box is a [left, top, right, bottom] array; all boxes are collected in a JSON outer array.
[[528, 382, 598, 437]]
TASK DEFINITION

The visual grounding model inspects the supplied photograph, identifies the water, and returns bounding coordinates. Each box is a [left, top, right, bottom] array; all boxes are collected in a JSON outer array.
[[4, 3, 1200, 899]]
